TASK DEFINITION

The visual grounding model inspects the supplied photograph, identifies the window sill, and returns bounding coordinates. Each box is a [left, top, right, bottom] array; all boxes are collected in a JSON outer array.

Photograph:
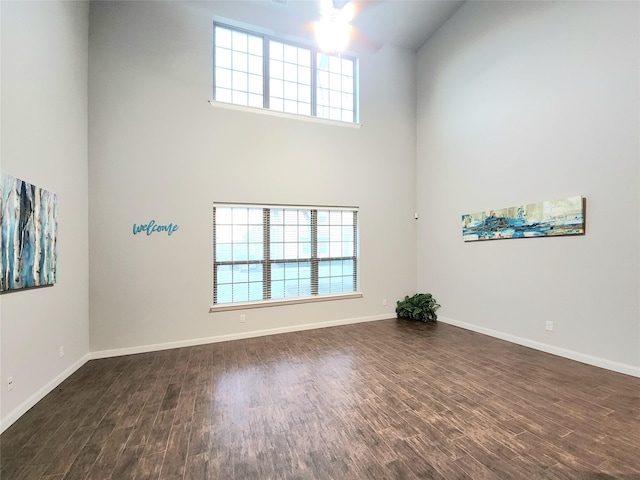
[[208, 100, 362, 129], [210, 292, 363, 313]]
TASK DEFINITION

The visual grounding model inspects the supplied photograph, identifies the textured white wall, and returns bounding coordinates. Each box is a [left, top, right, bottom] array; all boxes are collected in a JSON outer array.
[[416, 1, 640, 374], [88, 1, 417, 352], [1, 1, 90, 427]]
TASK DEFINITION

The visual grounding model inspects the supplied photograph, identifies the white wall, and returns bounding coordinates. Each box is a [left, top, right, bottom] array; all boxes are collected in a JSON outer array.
[[88, 1, 417, 353], [416, 1, 640, 375], [1, 1, 90, 430]]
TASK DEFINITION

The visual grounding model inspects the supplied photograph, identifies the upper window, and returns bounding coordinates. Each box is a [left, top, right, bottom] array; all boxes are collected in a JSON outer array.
[[213, 23, 358, 123], [212, 204, 359, 308]]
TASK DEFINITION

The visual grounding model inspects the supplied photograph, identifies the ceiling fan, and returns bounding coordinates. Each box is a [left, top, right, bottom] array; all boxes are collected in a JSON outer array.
[[267, 0, 382, 53], [313, 0, 381, 54]]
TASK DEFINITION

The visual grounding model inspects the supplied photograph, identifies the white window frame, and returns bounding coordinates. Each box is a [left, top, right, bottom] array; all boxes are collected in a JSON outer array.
[[210, 203, 361, 312], [212, 21, 359, 124]]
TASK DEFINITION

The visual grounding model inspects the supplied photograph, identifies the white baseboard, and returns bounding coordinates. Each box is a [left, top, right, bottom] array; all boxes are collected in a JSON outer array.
[[0, 353, 91, 434], [438, 316, 640, 378], [2, 315, 389, 433], [9, 313, 634, 436], [91, 314, 392, 360]]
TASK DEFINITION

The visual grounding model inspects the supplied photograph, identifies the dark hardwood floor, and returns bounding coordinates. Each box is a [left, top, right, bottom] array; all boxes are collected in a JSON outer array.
[[1, 319, 639, 479]]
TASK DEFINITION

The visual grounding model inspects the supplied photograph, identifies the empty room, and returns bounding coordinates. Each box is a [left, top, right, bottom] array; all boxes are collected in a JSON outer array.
[[1, 0, 639, 478]]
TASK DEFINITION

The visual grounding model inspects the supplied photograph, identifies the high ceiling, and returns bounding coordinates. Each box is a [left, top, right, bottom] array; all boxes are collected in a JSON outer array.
[[250, 0, 466, 53]]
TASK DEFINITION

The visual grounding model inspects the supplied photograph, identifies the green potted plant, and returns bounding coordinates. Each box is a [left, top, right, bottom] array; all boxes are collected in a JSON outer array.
[[396, 293, 440, 322]]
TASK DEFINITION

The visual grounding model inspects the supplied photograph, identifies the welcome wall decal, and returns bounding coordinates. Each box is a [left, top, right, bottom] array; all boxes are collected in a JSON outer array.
[[133, 220, 179, 236]]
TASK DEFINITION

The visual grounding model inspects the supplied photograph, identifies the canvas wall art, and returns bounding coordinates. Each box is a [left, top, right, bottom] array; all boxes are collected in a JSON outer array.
[[1, 173, 58, 292], [462, 196, 585, 242]]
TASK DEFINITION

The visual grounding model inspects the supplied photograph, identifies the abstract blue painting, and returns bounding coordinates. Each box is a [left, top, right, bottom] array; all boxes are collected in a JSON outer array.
[[462, 196, 585, 242], [1, 174, 58, 292]]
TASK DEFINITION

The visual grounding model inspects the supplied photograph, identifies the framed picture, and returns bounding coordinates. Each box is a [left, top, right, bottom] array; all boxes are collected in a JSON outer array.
[[1, 173, 58, 292], [462, 196, 585, 242]]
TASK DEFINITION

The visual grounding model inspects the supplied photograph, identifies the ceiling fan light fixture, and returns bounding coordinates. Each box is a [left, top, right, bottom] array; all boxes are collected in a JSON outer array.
[[314, 4, 353, 53]]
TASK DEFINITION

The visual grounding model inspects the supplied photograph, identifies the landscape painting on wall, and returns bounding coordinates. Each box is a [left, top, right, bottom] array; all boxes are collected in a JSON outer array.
[[462, 196, 585, 242], [1, 173, 58, 292]]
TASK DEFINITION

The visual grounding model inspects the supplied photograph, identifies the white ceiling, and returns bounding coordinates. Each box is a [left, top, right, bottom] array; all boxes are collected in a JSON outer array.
[[250, 0, 466, 52]]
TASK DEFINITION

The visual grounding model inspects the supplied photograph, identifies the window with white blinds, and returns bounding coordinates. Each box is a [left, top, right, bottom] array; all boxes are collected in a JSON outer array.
[[212, 203, 359, 308]]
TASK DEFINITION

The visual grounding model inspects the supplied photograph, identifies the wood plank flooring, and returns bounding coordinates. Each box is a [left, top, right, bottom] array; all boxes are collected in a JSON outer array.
[[1, 319, 639, 479]]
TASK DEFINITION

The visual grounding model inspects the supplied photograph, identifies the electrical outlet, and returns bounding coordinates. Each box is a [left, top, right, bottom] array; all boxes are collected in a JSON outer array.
[[7, 376, 13, 391], [382, 299, 387, 306], [240, 314, 246, 323], [545, 321, 554, 332], [59, 346, 64, 358]]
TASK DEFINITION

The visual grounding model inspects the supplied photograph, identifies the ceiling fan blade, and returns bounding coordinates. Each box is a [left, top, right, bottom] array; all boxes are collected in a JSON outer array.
[[319, 0, 334, 16], [333, 0, 351, 9], [344, 0, 384, 18]]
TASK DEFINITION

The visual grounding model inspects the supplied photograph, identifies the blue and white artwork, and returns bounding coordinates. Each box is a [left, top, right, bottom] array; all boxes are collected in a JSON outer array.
[[462, 196, 585, 242], [1, 173, 58, 292]]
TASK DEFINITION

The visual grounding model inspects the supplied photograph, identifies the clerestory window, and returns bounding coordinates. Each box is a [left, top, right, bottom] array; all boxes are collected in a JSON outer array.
[[213, 23, 358, 123]]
